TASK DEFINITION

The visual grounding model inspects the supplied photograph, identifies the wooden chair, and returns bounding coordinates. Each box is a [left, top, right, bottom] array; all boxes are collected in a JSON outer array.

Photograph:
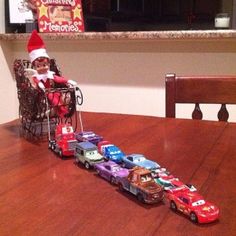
[[165, 74, 236, 121]]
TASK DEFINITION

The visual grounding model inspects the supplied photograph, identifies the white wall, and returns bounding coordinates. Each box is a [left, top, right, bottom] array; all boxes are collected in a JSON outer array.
[[9, 37, 236, 123], [0, 1, 19, 124], [0, 41, 18, 123], [0, 0, 5, 33]]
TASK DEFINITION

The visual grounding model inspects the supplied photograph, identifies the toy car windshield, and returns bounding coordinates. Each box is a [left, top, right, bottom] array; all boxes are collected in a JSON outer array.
[[192, 200, 205, 206], [140, 174, 152, 182], [111, 166, 121, 172], [109, 150, 122, 155], [87, 150, 98, 156]]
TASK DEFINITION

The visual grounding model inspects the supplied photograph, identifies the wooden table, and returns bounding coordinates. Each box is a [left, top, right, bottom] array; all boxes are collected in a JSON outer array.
[[0, 112, 235, 236]]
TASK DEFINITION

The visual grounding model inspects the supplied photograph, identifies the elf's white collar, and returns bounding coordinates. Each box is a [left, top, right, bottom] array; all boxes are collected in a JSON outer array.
[[35, 71, 55, 82]]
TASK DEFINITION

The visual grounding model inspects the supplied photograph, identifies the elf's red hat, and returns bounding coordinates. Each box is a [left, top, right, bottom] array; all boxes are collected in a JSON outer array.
[[27, 30, 49, 63]]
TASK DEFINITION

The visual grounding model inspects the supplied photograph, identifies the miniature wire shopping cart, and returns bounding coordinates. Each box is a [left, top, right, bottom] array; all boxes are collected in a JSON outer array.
[[14, 59, 83, 139]]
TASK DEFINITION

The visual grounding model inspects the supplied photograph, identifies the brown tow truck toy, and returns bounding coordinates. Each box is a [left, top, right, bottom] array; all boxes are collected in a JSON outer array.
[[117, 166, 164, 204]]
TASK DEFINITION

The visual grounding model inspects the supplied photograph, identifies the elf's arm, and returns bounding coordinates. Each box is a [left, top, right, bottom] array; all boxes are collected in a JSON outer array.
[[54, 75, 77, 87]]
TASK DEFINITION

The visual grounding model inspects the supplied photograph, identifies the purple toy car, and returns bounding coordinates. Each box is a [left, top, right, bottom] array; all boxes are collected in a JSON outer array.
[[94, 160, 129, 185], [75, 131, 103, 145]]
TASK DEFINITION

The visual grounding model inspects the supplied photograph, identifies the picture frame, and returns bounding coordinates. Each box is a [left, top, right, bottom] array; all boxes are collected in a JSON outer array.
[[36, 0, 84, 33]]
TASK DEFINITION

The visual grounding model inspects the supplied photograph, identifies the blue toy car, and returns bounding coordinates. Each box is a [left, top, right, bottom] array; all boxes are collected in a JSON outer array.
[[122, 154, 160, 171], [100, 144, 125, 164]]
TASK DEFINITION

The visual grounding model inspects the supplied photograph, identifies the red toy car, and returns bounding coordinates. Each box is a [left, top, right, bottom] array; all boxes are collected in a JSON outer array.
[[49, 124, 78, 157], [97, 140, 112, 153], [167, 190, 219, 223]]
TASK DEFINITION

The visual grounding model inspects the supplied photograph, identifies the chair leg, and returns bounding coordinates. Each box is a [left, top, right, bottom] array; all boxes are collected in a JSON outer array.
[[218, 104, 229, 122], [192, 103, 203, 120]]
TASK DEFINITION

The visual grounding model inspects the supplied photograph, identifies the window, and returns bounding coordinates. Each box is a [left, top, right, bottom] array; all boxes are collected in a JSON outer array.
[[182, 197, 189, 205], [105, 165, 111, 171], [82, 0, 232, 31], [76, 148, 84, 156], [131, 173, 138, 182], [5, 0, 235, 32], [127, 156, 133, 162]]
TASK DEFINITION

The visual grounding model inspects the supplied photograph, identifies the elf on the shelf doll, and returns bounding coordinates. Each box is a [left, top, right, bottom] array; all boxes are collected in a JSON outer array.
[[27, 30, 77, 117]]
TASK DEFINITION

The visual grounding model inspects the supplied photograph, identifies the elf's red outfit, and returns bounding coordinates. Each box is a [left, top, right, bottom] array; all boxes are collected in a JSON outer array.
[[27, 30, 76, 117]]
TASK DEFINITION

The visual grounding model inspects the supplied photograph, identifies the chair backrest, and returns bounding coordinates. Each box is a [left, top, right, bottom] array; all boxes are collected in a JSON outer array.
[[165, 74, 236, 121]]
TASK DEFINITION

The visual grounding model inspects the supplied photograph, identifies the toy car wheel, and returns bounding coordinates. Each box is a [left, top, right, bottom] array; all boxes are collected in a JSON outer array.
[[190, 212, 198, 223], [137, 193, 144, 203], [84, 162, 90, 169], [51, 144, 55, 151], [110, 176, 116, 185], [170, 201, 177, 212], [59, 149, 63, 158], [121, 162, 126, 168], [118, 183, 124, 192]]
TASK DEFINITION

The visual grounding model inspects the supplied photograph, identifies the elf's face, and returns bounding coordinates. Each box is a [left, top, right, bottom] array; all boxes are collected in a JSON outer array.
[[33, 57, 50, 74]]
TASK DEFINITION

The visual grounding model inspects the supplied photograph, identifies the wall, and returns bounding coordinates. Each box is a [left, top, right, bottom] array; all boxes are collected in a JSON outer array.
[[0, 0, 5, 33], [0, 40, 18, 123], [6, 37, 236, 124], [233, 0, 236, 28], [0, 2, 19, 124]]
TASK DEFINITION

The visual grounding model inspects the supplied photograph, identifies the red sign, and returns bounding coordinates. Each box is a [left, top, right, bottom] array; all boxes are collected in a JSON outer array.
[[36, 0, 84, 33]]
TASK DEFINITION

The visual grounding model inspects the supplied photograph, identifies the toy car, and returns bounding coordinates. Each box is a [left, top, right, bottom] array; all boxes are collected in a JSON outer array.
[[97, 140, 112, 152], [74, 141, 104, 169], [98, 141, 125, 164], [155, 177, 197, 193], [167, 190, 219, 223], [103, 145, 125, 164], [48, 124, 78, 157], [94, 160, 129, 184], [117, 167, 164, 204], [122, 154, 160, 171], [75, 131, 103, 145], [151, 167, 173, 179]]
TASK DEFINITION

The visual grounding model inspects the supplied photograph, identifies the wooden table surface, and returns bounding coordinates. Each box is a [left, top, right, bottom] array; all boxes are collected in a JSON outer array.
[[0, 112, 235, 236]]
